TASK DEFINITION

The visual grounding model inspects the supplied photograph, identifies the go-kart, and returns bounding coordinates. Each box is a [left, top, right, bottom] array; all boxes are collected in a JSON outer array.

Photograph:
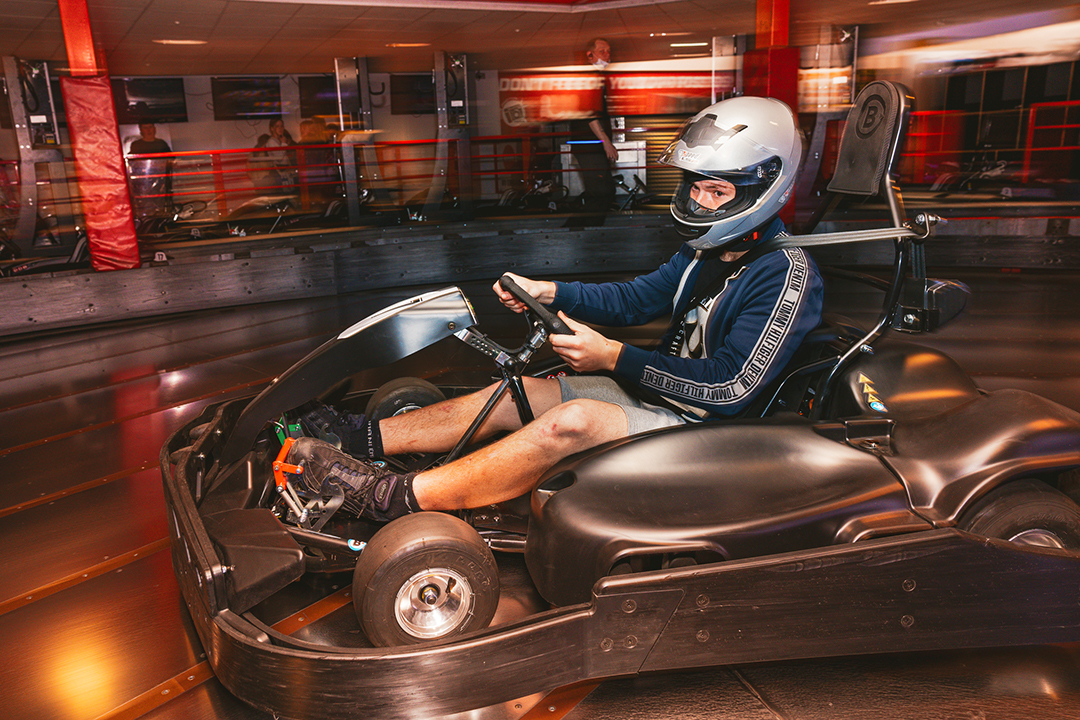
[[161, 82, 1080, 720]]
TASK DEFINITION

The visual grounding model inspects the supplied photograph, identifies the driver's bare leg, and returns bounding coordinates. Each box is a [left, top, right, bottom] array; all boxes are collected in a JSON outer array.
[[379, 376, 563, 455], [410, 397, 629, 510], [301, 377, 560, 457]]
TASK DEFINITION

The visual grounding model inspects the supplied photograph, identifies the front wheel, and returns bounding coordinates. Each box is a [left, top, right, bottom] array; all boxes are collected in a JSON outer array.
[[364, 377, 446, 421], [958, 479, 1080, 549], [353, 512, 500, 646]]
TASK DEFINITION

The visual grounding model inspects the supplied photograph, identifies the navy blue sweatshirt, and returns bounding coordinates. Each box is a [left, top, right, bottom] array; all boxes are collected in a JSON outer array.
[[548, 221, 824, 417]]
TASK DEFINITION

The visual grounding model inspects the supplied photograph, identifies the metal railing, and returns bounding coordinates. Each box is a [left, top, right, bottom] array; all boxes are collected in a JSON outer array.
[[7, 105, 1076, 252]]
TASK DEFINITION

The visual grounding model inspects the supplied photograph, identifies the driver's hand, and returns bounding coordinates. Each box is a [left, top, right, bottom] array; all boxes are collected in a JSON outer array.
[[493, 272, 556, 313], [550, 313, 623, 373]]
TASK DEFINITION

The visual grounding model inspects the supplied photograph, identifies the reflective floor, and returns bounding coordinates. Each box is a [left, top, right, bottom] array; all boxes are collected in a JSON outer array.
[[3, 268, 1080, 720]]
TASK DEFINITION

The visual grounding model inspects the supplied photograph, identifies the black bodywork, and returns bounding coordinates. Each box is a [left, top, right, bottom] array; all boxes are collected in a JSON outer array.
[[161, 82, 1080, 719], [526, 341, 1080, 606]]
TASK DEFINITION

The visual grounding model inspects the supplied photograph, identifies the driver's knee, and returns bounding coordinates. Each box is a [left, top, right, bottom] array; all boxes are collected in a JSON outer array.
[[534, 398, 624, 447]]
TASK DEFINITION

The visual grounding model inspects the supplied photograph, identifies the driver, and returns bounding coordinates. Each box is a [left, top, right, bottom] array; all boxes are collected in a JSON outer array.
[[289, 95, 824, 522]]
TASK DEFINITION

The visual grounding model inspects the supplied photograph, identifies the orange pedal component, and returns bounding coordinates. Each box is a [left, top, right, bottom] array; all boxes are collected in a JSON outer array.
[[273, 437, 304, 489]]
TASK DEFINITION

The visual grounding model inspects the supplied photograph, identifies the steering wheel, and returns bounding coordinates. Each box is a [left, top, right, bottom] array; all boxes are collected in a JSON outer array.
[[499, 275, 573, 336]]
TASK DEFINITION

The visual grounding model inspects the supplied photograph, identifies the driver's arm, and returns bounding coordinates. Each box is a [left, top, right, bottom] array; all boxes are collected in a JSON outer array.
[[540, 247, 695, 328], [589, 118, 619, 164]]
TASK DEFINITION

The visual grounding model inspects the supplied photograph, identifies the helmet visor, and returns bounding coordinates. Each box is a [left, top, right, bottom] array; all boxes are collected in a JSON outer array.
[[665, 113, 748, 151]]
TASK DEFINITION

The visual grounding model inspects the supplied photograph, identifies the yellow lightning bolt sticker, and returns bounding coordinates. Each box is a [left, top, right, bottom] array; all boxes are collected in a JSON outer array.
[[858, 373, 889, 413]]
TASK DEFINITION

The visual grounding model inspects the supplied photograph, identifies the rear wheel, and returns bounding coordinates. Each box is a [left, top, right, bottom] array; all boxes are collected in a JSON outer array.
[[353, 512, 500, 646], [959, 479, 1080, 549]]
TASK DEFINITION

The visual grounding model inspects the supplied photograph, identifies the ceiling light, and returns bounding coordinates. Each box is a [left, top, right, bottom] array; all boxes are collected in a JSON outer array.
[[868, 0, 919, 4], [152, 39, 207, 45], [670, 42, 709, 48], [386, 43, 431, 48]]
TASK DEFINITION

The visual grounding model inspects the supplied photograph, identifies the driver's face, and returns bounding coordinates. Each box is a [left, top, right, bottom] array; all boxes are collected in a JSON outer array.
[[689, 179, 736, 210]]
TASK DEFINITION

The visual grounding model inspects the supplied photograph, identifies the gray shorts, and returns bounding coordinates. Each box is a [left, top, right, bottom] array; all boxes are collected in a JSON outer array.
[[557, 375, 686, 435]]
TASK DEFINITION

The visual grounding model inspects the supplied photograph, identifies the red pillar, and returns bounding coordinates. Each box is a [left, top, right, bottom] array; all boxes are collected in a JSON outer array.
[[57, 0, 140, 270], [745, 0, 799, 224], [755, 0, 790, 48], [57, 0, 99, 77], [744, 0, 799, 111]]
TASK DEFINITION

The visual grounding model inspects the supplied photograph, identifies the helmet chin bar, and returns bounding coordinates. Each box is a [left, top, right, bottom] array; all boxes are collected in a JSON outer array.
[[672, 217, 710, 240], [672, 181, 772, 249], [677, 213, 777, 252]]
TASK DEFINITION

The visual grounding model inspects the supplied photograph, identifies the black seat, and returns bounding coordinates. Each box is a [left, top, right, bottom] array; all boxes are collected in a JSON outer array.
[[737, 314, 863, 418]]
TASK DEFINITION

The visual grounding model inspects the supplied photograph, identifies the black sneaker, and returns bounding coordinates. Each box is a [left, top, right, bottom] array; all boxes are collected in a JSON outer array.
[[285, 437, 407, 521], [297, 403, 369, 453]]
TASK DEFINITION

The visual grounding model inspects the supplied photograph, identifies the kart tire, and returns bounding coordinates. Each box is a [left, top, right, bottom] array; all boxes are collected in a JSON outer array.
[[364, 377, 446, 421], [959, 479, 1080, 549], [353, 512, 500, 646]]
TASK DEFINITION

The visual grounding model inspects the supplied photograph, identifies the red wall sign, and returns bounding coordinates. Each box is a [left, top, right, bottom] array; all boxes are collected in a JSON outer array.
[[499, 71, 734, 132]]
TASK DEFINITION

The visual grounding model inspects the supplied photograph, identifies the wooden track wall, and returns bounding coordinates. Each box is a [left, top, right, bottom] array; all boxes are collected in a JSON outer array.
[[0, 221, 681, 338], [0, 214, 1076, 339]]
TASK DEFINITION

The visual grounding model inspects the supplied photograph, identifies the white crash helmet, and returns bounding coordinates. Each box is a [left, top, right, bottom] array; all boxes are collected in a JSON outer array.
[[658, 96, 802, 250]]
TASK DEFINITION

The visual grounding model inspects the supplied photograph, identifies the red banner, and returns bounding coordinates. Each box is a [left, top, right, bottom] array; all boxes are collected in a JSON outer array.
[[60, 76, 140, 271], [499, 71, 733, 132]]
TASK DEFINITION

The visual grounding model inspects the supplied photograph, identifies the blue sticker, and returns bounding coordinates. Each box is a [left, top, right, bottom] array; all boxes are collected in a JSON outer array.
[[869, 401, 888, 413]]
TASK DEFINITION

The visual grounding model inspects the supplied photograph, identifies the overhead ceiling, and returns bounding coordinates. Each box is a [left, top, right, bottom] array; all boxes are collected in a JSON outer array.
[[2, 0, 1079, 77]]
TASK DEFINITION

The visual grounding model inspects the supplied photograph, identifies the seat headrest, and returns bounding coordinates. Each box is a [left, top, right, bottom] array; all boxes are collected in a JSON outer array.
[[827, 81, 912, 197]]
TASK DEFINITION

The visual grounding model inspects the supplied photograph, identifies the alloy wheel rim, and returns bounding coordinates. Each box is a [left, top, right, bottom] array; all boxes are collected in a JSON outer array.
[[1009, 528, 1066, 548], [394, 567, 473, 639]]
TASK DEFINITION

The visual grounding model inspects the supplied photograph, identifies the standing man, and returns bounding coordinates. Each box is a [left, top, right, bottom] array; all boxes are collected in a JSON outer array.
[[127, 123, 173, 223], [292, 95, 825, 523], [252, 118, 297, 190], [566, 38, 618, 227], [130, 122, 171, 155]]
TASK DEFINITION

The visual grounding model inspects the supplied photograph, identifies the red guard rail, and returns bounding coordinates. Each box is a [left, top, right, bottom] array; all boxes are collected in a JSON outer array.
[[815, 111, 965, 188], [127, 139, 473, 221], [123, 129, 660, 230], [899, 111, 965, 185], [1022, 100, 1080, 182], [19, 105, 1076, 246]]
